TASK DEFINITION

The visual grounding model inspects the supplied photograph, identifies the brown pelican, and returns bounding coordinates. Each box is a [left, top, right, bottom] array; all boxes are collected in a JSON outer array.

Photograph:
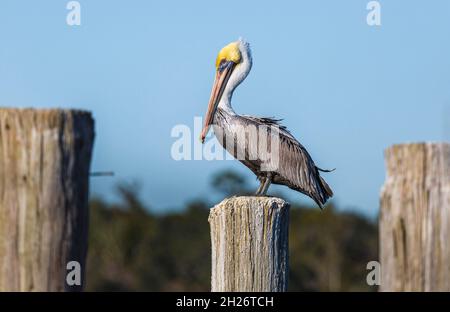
[[200, 38, 333, 208]]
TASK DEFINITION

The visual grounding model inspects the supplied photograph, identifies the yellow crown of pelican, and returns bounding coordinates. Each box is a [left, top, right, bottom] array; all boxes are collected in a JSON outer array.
[[215, 42, 241, 69]]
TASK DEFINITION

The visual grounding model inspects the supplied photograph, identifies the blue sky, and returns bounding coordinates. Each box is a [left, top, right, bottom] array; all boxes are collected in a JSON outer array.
[[1, 1, 449, 217]]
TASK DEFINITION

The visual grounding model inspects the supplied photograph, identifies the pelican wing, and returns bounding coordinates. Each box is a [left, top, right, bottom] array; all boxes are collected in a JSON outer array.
[[241, 115, 333, 208]]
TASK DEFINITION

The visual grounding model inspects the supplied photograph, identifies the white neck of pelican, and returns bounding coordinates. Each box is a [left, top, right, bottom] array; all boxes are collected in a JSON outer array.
[[218, 40, 253, 115]]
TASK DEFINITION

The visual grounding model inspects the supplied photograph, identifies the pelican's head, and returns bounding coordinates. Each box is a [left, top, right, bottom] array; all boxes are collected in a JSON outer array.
[[200, 39, 251, 143]]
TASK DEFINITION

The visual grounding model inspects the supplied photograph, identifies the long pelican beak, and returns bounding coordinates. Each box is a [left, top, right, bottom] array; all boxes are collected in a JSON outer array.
[[200, 61, 235, 143]]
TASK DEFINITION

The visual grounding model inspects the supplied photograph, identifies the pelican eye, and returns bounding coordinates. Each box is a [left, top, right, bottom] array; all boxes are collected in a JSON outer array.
[[218, 59, 234, 73]]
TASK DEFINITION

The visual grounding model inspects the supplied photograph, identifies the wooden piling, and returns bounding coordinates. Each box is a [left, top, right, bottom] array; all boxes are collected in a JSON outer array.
[[209, 196, 290, 292], [380, 143, 450, 291], [0, 108, 94, 291]]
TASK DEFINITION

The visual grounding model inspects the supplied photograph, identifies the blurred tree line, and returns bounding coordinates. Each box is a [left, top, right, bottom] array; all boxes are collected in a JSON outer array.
[[86, 170, 378, 291]]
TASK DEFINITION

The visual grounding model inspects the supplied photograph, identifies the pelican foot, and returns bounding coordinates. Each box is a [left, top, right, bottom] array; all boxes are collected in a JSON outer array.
[[260, 173, 273, 195], [255, 177, 266, 195]]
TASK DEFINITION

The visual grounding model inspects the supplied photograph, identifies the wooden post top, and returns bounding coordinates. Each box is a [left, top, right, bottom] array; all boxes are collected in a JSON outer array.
[[209, 196, 290, 292]]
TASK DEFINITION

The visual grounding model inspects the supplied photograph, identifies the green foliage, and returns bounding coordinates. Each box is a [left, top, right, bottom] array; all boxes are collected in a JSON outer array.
[[288, 204, 378, 291], [86, 171, 378, 291], [211, 170, 252, 197]]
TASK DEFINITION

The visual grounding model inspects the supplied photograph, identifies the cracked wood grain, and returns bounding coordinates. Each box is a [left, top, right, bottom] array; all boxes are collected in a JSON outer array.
[[380, 143, 450, 291], [0, 108, 94, 291], [209, 196, 289, 292]]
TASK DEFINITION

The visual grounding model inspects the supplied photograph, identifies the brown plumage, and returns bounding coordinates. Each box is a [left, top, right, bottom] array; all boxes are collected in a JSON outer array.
[[213, 109, 333, 208]]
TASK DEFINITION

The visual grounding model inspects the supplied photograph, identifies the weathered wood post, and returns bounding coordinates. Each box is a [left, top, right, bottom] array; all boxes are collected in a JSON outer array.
[[208, 196, 290, 292], [380, 143, 450, 291], [0, 108, 94, 291]]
